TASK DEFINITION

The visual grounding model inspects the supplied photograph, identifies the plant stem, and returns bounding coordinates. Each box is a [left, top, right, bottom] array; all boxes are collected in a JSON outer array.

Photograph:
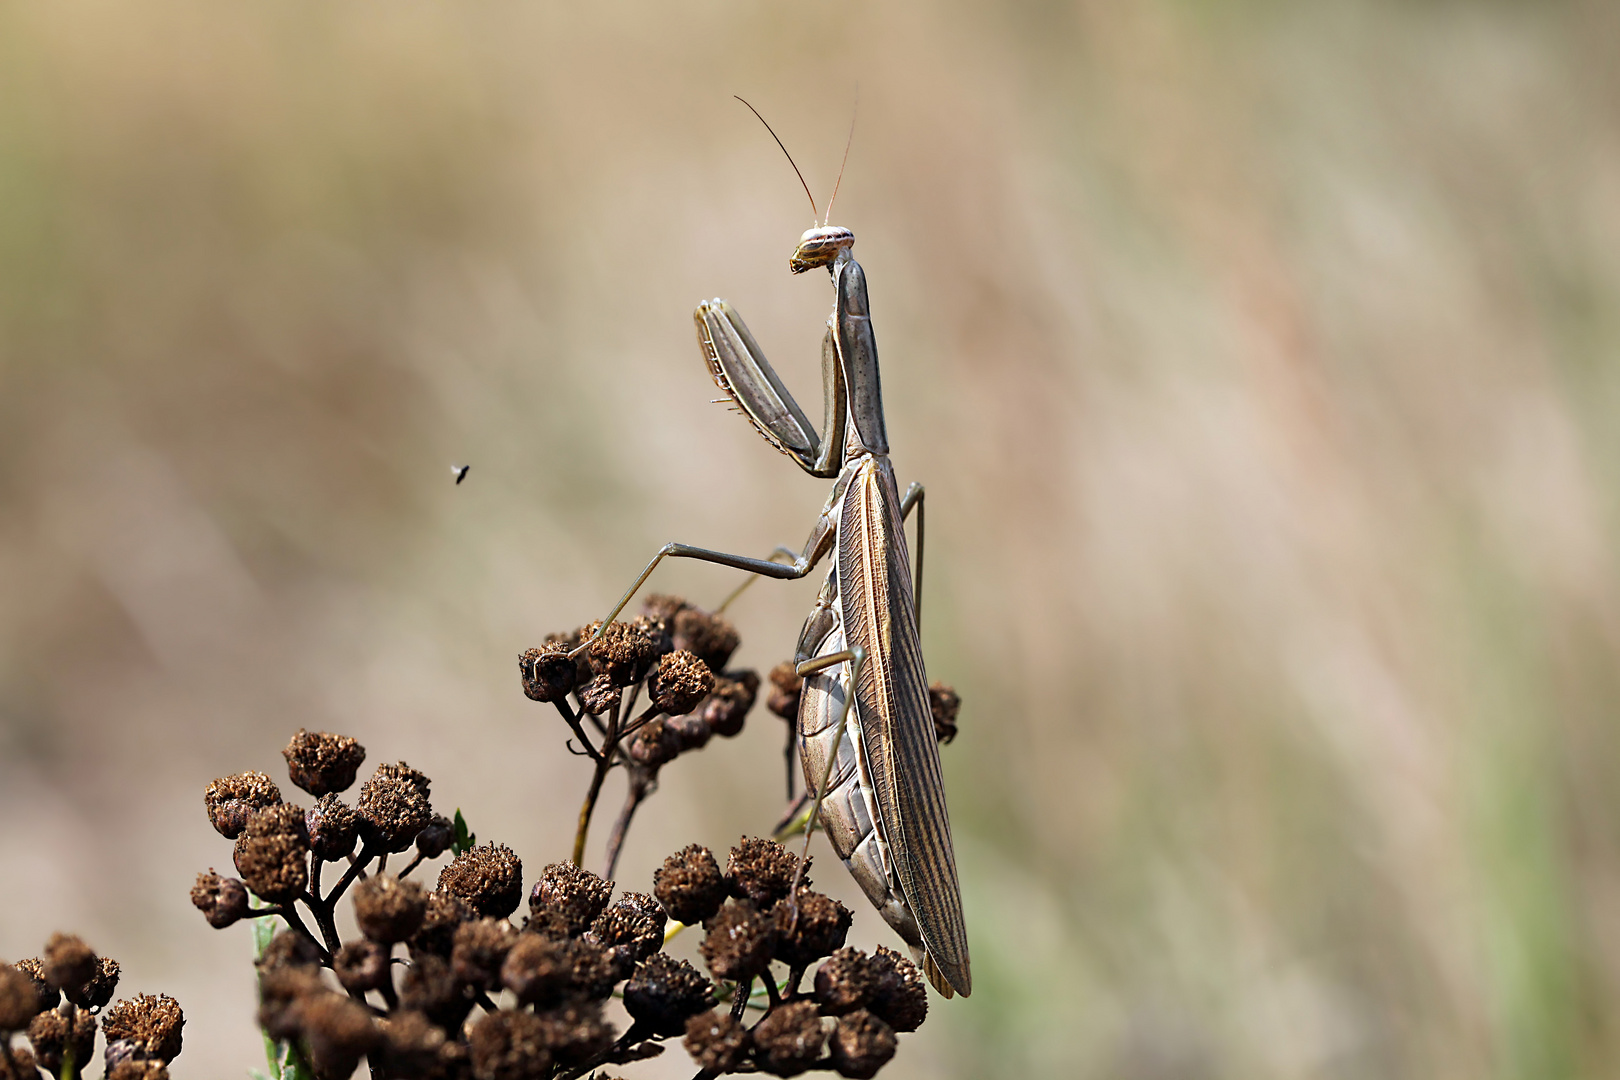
[[601, 769, 654, 880], [572, 699, 620, 867]]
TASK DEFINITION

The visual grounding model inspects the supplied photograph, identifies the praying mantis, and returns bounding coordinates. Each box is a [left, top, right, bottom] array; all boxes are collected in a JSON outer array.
[[578, 103, 970, 998]]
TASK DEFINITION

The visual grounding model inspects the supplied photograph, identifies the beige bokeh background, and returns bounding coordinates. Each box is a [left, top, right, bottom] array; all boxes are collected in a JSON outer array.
[[5, 1, 1620, 1077]]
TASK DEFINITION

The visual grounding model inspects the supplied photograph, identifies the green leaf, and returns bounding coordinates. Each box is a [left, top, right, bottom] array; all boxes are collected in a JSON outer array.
[[451, 808, 476, 856]]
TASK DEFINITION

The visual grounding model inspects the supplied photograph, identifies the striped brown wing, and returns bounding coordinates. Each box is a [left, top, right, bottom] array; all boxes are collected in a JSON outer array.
[[837, 455, 971, 996]]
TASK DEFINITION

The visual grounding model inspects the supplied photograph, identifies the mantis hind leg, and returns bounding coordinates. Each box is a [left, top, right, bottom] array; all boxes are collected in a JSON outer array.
[[784, 645, 866, 904], [900, 482, 924, 621]]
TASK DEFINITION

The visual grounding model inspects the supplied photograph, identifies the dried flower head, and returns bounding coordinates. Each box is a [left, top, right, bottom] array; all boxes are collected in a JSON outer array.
[[415, 814, 455, 860], [622, 954, 712, 1037], [69, 957, 121, 1011], [750, 1000, 826, 1077], [867, 946, 927, 1033], [702, 669, 759, 738], [451, 919, 519, 992], [588, 899, 664, 963], [12, 960, 58, 1015], [813, 948, 875, 1016], [204, 771, 283, 840], [575, 674, 622, 717], [583, 619, 660, 688], [699, 901, 776, 983], [0, 963, 40, 1031], [653, 844, 727, 926], [669, 606, 741, 673], [499, 934, 572, 1007], [356, 763, 435, 853], [828, 1009, 897, 1079], [684, 1010, 749, 1073], [233, 804, 310, 905], [300, 993, 382, 1080], [256, 930, 323, 975], [726, 837, 810, 908], [398, 954, 473, 1035], [306, 794, 360, 863], [410, 889, 475, 959], [647, 651, 714, 716], [191, 870, 251, 930], [665, 712, 712, 752], [468, 1009, 550, 1080], [332, 941, 392, 996], [354, 874, 429, 945], [928, 682, 960, 744], [27, 1008, 96, 1078], [766, 662, 803, 721], [100, 995, 183, 1063], [530, 863, 613, 936], [771, 888, 853, 968], [520, 642, 579, 704], [437, 843, 524, 920], [106, 1060, 167, 1080], [282, 730, 367, 797], [531, 1001, 614, 1068], [256, 966, 323, 1042], [376, 1011, 450, 1079], [42, 934, 99, 997], [626, 718, 682, 771]]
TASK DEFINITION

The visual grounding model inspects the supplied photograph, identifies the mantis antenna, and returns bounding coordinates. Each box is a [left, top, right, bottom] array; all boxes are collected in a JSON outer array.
[[823, 93, 858, 226], [735, 96, 819, 223]]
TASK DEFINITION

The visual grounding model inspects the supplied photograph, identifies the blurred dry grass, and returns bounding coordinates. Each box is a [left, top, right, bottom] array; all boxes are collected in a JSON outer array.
[[4, 0, 1620, 1077]]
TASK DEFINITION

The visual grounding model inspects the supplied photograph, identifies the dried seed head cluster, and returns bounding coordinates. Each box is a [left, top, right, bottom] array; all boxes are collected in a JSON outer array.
[[1, 936, 183, 1080]]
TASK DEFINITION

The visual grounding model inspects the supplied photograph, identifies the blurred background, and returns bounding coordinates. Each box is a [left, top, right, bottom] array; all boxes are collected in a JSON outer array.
[[4, 0, 1620, 1077]]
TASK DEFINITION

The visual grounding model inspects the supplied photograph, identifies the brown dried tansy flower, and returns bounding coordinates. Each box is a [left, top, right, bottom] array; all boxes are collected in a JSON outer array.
[[42, 934, 99, 997], [204, 771, 282, 840], [813, 948, 874, 1016], [306, 794, 360, 863], [499, 935, 572, 1007], [684, 1010, 749, 1072], [106, 1061, 166, 1080], [928, 682, 960, 744], [356, 763, 435, 853], [647, 650, 714, 716], [333, 941, 391, 996], [665, 712, 712, 752], [12, 959, 59, 1015], [562, 937, 620, 1000], [0, 963, 39, 1031], [376, 1011, 449, 1079], [615, 891, 668, 934], [771, 888, 852, 967], [69, 957, 120, 1010], [652, 844, 726, 926], [409, 889, 474, 959], [726, 836, 810, 908], [699, 901, 776, 983], [415, 814, 455, 860], [354, 874, 428, 945], [438, 843, 523, 920], [5, 1045, 45, 1080], [256, 930, 323, 975], [300, 993, 382, 1080], [100, 995, 183, 1063], [669, 606, 740, 672], [622, 954, 712, 1037], [626, 718, 682, 771], [26, 1008, 96, 1077], [519, 644, 577, 704], [867, 946, 927, 1033], [588, 899, 663, 963], [256, 966, 323, 1043], [530, 863, 612, 936], [827, 1009, 896, 1079], [468, 1009, 551, 1080], [583, 619, 661, 688], [531, 1001, 614, 1068], [451, 919, 519, 991], [766, 662, 803, 721], [398, 954, 473, 1035], [282, 730, 366, 798], [575, 674, 622, 717], [191, 870, 251, 929], [701, 670, 759, 738], [233, 804, 310, 904], [750, 1000, 825, 1078]]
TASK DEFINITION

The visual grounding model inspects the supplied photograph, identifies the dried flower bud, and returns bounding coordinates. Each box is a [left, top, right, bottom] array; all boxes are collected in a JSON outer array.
[[12, 960, 58, 1015], [532, 1001, 614, 1068], [771, 889, 852, 967], [375, 1011, 449, 1079], [867, 946, 927, 1033], [928, 682, 960, 744], [69, 957, 120, 1011], [27, 1008, 96, 1079], [42, 934, 99, 996], [626, 718, 682, 771], [191, 871, 251, 930], [300, 994, 382, 1080], [813, 949, 874, 1016], [647, 651, 713, 716], [283, 730, 367, 797], [699, 901, 776, 982], [106, 1060, 166, 1080], [519, 643, 577, 703], [354, 874, 428, 945], [828, 1009, 896, 1079], [233, 804, 310, 904], [332, 940, 392, 996], [683, 1011, 749, 1073], [766, 662, 803, 721], [652, 845, 726, 926], [665, 713, 712, 752], [575, 674, 622, 717], [468, 1009, 550, 1080], [409, 890, 474, 959], [750, 1000, 825, 1077], [306, 794, 359, 863], [356, 763, 434, 854], [499, 935, 571, 1007], [530, 863, 613, 936], [398, 954, 473, 1034], [670, 607, 740, 672], [589, 897, 664, 962], [583, 620, 660, 688], [256, 930, 323, 975], [437, 843, 523, 920], [451, 919, 518, 992], [702, 669, 759, 738], [257, 967, 321, 1042], [0, 963, 39, 1030], [622, 954, 712, 1037], [726, 837, 810, 908], [6, 1046, 45, 1080], [204, 772, 282, 840], [415, 815, 455, 860], [562, 937, 620, 1000], [100, 995, 183, 1063]]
